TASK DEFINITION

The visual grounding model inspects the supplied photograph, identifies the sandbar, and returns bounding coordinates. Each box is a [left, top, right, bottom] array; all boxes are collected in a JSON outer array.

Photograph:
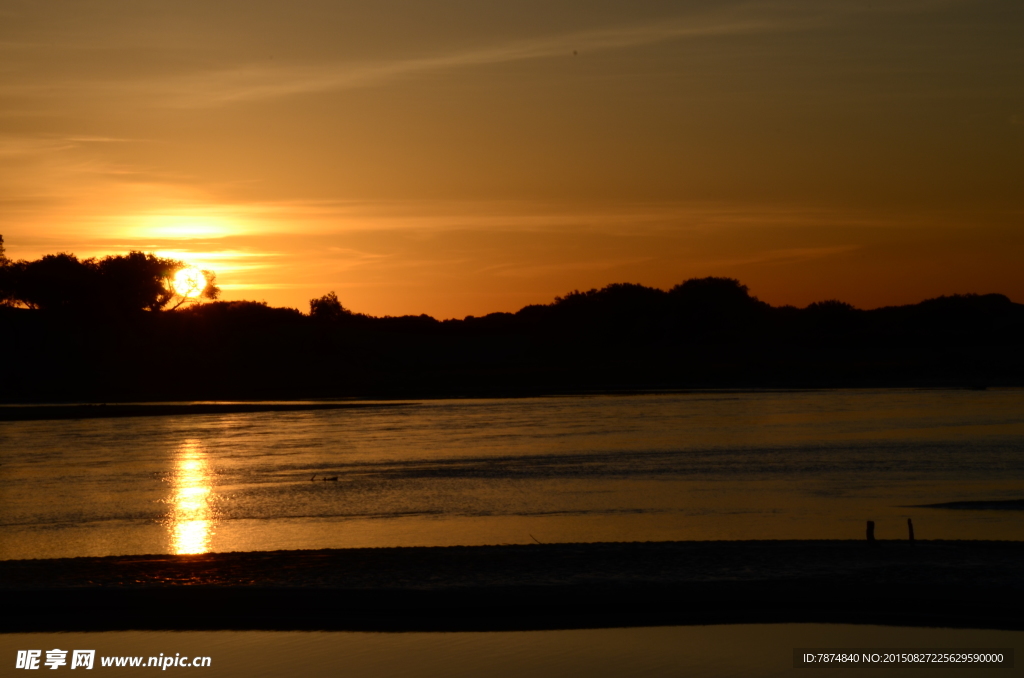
[[2, 540, 1021, 632]]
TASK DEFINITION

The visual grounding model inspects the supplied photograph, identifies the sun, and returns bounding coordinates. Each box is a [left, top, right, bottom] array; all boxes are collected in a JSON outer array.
[[173, 267, 208, 298]]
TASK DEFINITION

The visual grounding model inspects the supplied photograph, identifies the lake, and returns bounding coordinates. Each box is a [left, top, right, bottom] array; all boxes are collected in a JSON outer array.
[[1, 389, 1022, 560]]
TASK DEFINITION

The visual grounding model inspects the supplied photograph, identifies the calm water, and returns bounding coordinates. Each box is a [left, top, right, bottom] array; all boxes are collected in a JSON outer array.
[[1, 390, 1023, 560], [2, 625, 1020, 677]]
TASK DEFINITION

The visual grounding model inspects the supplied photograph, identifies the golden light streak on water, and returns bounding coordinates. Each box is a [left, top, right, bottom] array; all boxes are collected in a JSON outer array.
[[168, 440, 215, 555]]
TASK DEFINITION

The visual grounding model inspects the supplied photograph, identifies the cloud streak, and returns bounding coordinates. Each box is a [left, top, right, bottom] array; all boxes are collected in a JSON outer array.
[[0, 0, 970, 112], [154, 17, 776, 107], [7, 0, 932, 109]]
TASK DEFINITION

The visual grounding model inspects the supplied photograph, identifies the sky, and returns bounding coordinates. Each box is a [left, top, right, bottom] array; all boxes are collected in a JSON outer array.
[[1, 0, 1022, 318]]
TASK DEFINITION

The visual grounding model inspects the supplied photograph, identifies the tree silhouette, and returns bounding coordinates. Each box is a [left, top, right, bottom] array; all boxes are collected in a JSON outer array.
[[0, 235, 14, 308], [15, 253, 98, 311], [309, 291, 350, 321], [98, 251, 180, 312], [669, 277, 760, 308], [0, 239, 217, 314], [805, 300, 856, 313], [198, 270, 221, 303]]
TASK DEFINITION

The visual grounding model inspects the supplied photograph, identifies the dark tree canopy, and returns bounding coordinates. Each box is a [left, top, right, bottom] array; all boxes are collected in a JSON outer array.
[[98, 251, 179, 312], [805, 300, 857, 313], [16, 253, 99, 311], [0, 237, 217, 314], [554, 282, 665, 305], [3, 255, 1023, 400], [0, 235, 15, 306], [669, 277, 759, 307], [309, 291, 351, 321]]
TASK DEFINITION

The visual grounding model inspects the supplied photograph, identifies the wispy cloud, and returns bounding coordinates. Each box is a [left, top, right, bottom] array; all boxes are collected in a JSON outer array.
[[0, 136, 79, 157], [479, 256, 658, 280], [0, 0, 970, 112], [154, 17, 775, 107], [3, 0, 914, 109], [698, 245, 862, 269], [218, 283, 315, 290]]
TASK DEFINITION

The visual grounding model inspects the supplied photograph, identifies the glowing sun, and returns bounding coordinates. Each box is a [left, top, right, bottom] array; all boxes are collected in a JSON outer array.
[[173, 267, 207, 298]]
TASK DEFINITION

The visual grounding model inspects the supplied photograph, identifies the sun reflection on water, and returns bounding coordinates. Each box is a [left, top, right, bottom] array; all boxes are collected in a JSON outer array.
[[167, 440, 216, 555]]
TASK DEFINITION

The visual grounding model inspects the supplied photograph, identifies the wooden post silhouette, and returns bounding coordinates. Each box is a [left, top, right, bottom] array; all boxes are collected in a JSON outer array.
[[908, 518, 915, 545], [866, 520, 875, 544]]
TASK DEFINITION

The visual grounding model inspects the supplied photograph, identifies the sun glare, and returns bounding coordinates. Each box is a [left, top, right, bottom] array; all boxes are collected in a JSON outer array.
[[173, 267, 207, 298], [131, 213, 243, 239]]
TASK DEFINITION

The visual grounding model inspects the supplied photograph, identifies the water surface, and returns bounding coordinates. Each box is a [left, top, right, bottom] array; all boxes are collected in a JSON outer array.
[[2, 389, 1022, 560]]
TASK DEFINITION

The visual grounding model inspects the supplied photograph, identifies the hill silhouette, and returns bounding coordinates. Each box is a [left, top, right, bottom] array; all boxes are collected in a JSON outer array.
[[2, 271, 1022, 402]]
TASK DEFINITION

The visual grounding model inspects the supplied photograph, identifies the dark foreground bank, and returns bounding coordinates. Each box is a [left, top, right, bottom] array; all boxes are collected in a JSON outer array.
[[2, 541, 1021, 632]]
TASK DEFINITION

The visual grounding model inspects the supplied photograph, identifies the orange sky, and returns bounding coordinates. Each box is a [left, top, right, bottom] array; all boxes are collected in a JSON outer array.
[[2, 0, 1022, 318]]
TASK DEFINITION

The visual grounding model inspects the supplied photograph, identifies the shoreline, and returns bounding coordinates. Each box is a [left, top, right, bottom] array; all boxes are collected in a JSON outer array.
[[3, 540, 1021, 632], [1, 387, 1016, 421], [0, 401, 411, 422]]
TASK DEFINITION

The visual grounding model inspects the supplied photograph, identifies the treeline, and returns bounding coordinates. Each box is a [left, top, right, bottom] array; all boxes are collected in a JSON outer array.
[[1, 239, 1022, 400], [302, 278, 1023, 349]]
